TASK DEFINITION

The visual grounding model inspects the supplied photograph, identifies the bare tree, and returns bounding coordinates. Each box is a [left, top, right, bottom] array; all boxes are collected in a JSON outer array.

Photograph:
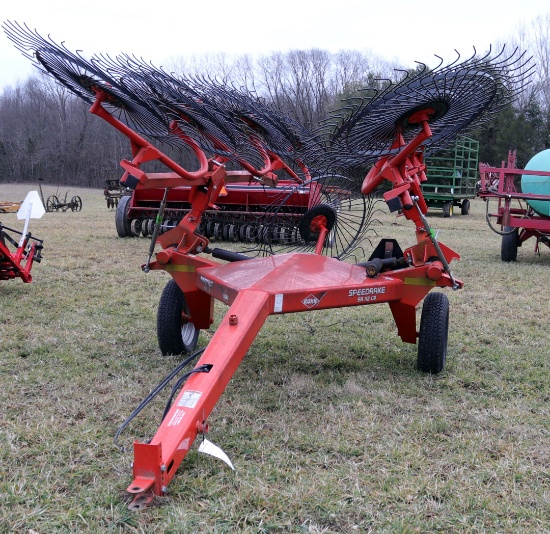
[[530, 13, 550, 110]]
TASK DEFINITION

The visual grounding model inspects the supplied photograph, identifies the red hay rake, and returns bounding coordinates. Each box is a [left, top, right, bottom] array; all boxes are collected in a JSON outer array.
[[0, 191, 45, 283], [0, 222, 43, 282], [3, 20, 533, 509]]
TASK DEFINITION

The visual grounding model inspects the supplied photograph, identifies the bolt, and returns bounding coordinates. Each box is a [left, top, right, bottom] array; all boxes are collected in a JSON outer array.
[[197, 421, 209, 434], [229, 314, 238, 325]]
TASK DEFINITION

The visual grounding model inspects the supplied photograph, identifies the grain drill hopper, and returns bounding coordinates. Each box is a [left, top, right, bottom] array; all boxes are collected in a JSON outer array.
[[3, 20, 532, 508]]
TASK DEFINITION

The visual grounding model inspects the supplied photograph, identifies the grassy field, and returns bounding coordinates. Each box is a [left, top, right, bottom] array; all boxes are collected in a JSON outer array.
[[1, 184, 549, 533]]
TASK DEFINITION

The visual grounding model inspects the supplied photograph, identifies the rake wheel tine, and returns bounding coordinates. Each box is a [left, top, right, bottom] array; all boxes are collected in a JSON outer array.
[[320, 47, 535, 169]]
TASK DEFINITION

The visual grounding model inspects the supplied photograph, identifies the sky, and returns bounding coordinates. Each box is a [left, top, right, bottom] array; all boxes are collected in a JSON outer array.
[[1, 0, 549, 92]]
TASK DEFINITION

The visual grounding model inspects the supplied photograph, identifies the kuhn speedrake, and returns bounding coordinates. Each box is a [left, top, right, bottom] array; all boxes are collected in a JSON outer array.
[[4, 20, 533, 508]]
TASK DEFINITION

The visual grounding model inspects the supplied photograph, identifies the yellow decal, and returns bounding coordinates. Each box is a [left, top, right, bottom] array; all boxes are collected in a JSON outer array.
[[165, 265, 196, 273], [404, 278, 436, 287]]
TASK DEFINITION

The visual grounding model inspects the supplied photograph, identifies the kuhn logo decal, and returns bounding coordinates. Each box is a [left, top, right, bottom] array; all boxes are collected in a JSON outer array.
[[302, 292, 326, 308]]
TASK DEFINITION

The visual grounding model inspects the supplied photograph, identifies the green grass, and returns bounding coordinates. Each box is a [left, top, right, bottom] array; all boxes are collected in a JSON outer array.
[[1, 185, 549, 533]]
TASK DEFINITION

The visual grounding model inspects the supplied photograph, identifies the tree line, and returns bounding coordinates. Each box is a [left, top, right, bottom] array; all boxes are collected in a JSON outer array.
[[1, 14, 549, 189]]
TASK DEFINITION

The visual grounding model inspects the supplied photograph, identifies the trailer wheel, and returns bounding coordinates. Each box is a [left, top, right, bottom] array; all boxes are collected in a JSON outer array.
[[501, 226, 518, 262], [417, 292, 449, 374], [442, 201, 454, 218], [460, 199, 470, 215], [115, 195, 133, 237], [157, 279, 200, 356]]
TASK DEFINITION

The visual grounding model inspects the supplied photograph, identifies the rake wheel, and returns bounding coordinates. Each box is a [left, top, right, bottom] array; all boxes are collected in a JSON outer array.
[[234, 174, 380, 261], [322, 47, 534, 165], [196, 79, 313, 173], [2, 22, 173, 140]]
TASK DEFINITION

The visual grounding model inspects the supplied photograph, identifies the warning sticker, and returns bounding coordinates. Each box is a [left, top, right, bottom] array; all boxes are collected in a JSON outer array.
[[274, 293, 283, 313], [177, 438, 191, 451], [167, 409, 185, 427], [177, 390, 202, 408]]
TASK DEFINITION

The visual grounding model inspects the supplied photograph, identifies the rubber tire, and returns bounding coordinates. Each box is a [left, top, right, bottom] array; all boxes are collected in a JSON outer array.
[[299, 204, 336, 242], [157, 279, 200, 356], [115, 195, 133, 238], [442, 201, 454, 218], [501, 226, 518, 262], [461, 199, 470, 215], [417, 292, 449, 374]]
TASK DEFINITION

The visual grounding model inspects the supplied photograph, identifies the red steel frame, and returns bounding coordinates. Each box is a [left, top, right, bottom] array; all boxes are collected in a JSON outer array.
[[478, 150, 550, 247], [126, 181, 297, 215], [0, 224, 43, 283], [87, 91, 462, 507]]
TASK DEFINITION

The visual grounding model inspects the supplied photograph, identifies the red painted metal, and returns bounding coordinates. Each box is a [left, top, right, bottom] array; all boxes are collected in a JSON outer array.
[[130, 250, 457, 500], [85, 88, 462, 506], [0, 223, 43, 283], [478, 151, 550, 249]]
